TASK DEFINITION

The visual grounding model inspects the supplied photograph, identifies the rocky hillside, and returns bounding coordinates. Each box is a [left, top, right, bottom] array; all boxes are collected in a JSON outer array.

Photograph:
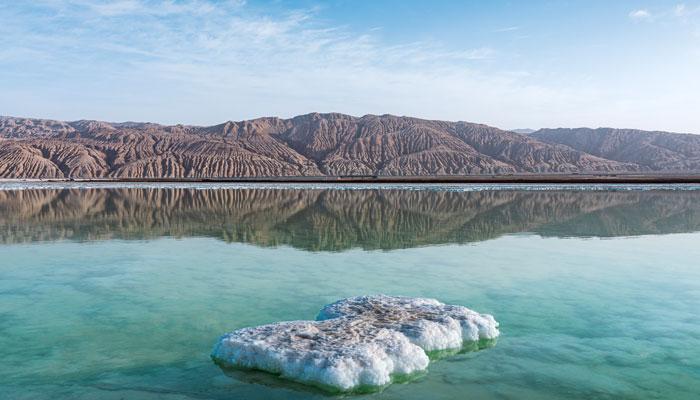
[[0, 113, 697, 178], [531, 128, 700, 171]]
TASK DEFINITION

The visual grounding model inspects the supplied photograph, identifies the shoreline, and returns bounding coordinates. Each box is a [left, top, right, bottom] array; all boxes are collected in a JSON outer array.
[[3, 173, 700, 184]]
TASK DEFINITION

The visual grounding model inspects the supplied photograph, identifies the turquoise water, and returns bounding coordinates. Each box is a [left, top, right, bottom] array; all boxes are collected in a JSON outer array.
[[1, 184, 699, 399]]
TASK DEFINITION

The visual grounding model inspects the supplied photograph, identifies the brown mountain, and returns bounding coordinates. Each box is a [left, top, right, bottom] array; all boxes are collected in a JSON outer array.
[[531, 127, 700, 171], [1, 113, 697, 179]]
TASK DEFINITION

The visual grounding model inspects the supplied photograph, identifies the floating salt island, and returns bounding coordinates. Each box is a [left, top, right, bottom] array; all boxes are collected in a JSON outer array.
[[211, 295, 499, 392]]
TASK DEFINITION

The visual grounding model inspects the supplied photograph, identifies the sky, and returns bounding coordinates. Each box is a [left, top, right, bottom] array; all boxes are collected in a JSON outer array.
[[1, 0, 699, 133]]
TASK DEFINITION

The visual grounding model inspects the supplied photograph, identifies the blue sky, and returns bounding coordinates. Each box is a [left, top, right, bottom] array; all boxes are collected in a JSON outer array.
[[1, 0, 699, 132]]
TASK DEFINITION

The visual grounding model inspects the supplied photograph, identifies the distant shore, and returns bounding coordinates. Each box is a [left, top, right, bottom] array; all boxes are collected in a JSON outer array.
[[3, 173, 700, 184]]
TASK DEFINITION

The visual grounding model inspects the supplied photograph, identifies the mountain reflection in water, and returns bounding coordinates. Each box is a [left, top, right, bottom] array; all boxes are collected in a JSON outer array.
[[0, 187, 698, 250]]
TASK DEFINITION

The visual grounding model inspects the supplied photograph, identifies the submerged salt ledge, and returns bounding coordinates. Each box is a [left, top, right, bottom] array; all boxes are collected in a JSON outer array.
[[211, 295, 499, 391]]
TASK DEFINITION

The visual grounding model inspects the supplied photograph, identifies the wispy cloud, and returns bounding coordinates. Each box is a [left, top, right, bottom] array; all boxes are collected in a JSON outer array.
[[673, 2, 700, 21], [627, 3, 700, 41], [0, 0, 519, 124], [629, 3, 700, 23], [494, 26, 520, 33], [1, 1, 499, 82], [47, 0, 235, 16], [87, 0, 144, 16], [629, 9, 652, 20], [675, 3, 688, 16]]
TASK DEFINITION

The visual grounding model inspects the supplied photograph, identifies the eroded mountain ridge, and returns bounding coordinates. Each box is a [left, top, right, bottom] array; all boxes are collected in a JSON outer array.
[[1, 113, 698, 178]]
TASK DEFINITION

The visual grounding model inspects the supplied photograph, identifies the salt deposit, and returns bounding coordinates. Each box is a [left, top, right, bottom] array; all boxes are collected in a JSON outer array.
[[211, 295, 499, 392]]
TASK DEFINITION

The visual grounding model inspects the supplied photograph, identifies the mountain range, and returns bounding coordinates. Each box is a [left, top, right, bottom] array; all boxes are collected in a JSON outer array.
[[1, 113, 699, 178]]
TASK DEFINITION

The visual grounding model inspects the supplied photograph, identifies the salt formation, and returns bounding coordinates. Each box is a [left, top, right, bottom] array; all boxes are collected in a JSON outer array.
[[211, 295, 499, 392]]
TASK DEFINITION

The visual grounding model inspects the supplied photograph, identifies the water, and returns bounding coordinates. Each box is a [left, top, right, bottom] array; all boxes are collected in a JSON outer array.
[[1, 184, 699, 399]]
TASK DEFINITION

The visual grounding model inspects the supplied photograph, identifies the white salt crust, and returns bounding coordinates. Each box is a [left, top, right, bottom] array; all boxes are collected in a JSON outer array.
[[211, 295, 499, 391]]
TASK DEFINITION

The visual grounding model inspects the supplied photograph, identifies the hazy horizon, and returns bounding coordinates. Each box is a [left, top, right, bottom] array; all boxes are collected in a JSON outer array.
[[1, 1, 699, 133]]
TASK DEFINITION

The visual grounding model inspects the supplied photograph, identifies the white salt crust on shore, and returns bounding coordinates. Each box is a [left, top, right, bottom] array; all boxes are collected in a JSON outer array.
[[211, 295, 499, 391]]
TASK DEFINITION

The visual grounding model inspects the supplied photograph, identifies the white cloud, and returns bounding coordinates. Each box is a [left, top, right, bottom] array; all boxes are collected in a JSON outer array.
[[672, 3, 700, 21], [629, 9, 652, 20], [674, 3, 687, 17], [494, 26, 520, 33], [37, 0, 238, 17], [627, 4, 700, 42], [88, 0, 142, 16], [630, 4, 700, 22]]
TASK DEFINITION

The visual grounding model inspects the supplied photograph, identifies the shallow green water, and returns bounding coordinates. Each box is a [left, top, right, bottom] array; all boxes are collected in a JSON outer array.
[[1, 184, 699, 399]]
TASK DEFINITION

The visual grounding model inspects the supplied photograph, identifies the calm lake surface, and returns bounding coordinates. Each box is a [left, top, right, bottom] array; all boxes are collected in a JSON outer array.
[[1, 183, 699, 399]]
